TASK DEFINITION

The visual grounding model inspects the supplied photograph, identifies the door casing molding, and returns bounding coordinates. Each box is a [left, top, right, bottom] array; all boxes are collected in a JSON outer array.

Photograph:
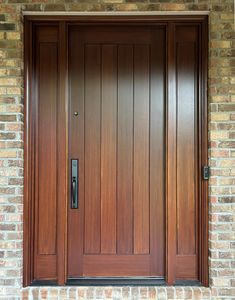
[[23, 14, 208, 287]]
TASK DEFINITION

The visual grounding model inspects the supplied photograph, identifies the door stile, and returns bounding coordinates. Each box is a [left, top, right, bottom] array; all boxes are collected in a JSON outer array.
[[57, 21, 68, 285], [166, 22, 177, 285]]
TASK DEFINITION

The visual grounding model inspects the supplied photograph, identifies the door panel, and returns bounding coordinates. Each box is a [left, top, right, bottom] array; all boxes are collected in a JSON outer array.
[[68, 26, 166, 277], [175, 26, 199, 279], [34, 26, 58, 280]]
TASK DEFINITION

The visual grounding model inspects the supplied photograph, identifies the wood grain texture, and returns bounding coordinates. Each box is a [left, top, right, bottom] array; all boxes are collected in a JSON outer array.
[[67, 29, 85, 277], [175, 25, 199, 280], [24, 17, 208, 286], [117, 45, 134, 255], [84, 45, 101, 254], [101, 45, 117, 254], [37, 42, 57, 255], [176, 41, 196, 255], [83, 255, 151, 277], [57, 22, 68, 285], [133, 45, 150, 254], [166, 22, 177, 285], [68, 27, 165, 277], [150, 29, 165, 275], [34, 26, 58, 281]]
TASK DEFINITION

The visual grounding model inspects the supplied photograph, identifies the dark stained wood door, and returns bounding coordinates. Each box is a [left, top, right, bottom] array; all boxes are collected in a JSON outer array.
[[25, 17, 208, 286], [67, 26, 165, 278]]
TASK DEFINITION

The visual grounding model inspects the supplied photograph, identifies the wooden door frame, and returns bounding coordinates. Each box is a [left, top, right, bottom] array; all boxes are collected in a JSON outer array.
[[23, 14, 208, 287]]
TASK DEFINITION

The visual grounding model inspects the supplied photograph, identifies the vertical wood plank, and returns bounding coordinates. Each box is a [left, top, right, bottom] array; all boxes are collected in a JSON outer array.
[[133, 45, 150, 254], [101, 45, 117, 254], [84, 45, 101, 254], [150, 29, 165, 275], [177, 41, 197, 255], [117, 45, 134, 254], [57, 21, 68, 285], [166, 23, 177, 285], [68, 29, 85, 277]]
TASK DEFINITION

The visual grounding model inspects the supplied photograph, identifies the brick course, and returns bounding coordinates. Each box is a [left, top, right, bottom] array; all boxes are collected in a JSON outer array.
[[0, 0, 234, 299]]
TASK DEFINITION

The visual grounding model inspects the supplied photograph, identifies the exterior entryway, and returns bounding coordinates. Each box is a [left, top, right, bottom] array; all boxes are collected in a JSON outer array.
[[24, 15, 208, 286]]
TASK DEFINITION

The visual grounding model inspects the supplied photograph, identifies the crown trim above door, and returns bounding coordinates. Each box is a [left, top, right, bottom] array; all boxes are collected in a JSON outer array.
[[23, 15, 208, 287], [22, 11, 210, 16]]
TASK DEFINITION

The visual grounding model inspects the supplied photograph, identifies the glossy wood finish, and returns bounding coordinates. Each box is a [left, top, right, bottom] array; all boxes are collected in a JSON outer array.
[[34, 26, 58, 280], [100, 45, 117, 254], [117, 45, 134, 255], [24, 22, 68, 284], [24, 15, 208, 287], [68, 26, 165, 278], [176, 26, 198, 278]]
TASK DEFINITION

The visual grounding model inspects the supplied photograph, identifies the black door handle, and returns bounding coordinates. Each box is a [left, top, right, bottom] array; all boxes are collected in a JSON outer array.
[[71, 159, 78, 209]]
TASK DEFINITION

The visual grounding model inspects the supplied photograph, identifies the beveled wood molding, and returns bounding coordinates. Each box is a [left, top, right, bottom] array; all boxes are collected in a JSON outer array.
[[23, 11, 210, 16]]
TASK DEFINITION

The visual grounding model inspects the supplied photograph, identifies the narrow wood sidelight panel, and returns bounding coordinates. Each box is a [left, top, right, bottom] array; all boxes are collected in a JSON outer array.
[[177, 41, 197, 255], [37, 43, 57, 256], [34, 26, 58, 280], [175, 25, 199, 280]]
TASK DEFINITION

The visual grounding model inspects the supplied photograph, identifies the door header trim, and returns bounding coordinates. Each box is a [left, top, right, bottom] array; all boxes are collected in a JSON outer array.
[[23, 11, 210, 16]]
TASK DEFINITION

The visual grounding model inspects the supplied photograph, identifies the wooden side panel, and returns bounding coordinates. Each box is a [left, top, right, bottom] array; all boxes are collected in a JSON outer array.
[[150, 29, 165, 275], [34, 26, 58, 279], [100, 45, 117, 254], [175, 26, 198, 279], [117, 45, 134, 254], [37, 43, 57, 255], [133, 45, 150, 254], [84, 45, 101, 254]]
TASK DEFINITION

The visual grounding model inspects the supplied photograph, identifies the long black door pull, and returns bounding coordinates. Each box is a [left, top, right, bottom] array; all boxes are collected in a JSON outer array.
[[71, 159, 78, 209]]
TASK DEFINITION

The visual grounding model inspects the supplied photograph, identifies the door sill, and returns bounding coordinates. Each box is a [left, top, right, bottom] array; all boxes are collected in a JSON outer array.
[[67, 277, 165, 286], [30, 278, 201, 286]]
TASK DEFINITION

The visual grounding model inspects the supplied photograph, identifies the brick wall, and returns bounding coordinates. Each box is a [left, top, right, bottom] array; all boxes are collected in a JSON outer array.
[[0, 0, 234, 299]]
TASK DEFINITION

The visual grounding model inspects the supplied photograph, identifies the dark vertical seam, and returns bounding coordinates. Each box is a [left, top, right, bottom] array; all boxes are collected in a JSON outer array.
[[116, 45, 119, 255], [100, 45, 102, 254], [132, 44, 135, 254]]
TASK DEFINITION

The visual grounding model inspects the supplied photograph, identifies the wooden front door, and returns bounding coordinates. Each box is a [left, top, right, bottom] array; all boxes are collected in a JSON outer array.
[[24, 15, 208, 286], [68, 26, 165, 278]]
